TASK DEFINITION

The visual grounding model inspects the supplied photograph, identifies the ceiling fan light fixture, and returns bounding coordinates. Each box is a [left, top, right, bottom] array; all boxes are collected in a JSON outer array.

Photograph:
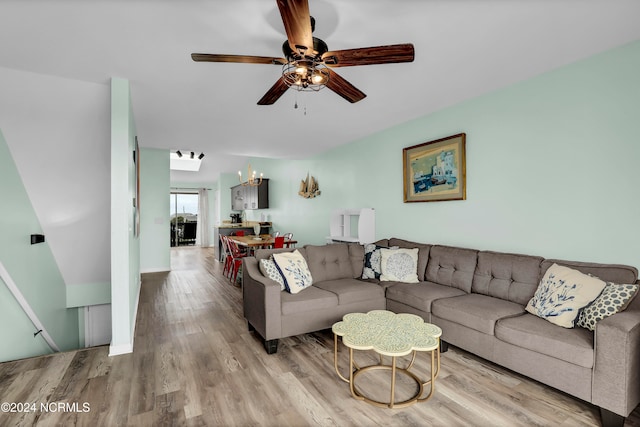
[[311, 70, 328, 85], [282, 60, 329, 92]]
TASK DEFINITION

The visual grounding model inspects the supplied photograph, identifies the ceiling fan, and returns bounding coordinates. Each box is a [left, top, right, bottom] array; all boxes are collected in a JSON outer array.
[[191, 0, 415, 105]]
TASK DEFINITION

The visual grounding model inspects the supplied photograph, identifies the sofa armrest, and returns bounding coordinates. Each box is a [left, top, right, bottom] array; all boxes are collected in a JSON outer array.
[[592, 308, 640, 417], [242, 257, 282, 341]]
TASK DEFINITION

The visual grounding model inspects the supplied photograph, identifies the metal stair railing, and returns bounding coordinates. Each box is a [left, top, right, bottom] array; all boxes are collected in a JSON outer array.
[[0, 261, 60, 352]]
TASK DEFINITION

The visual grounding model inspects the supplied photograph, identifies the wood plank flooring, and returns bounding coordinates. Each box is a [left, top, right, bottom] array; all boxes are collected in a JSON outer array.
[[1, 246, 639, 426]]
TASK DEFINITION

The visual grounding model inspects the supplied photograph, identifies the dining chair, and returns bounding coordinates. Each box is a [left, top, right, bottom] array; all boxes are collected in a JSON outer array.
[[272, 231, 280, 238], [283, 232, 294, 248], [226, 237, 247, 286], [272, 236, 285, 249], [234, 230, 245, 237], [220, 236, 233, 278]]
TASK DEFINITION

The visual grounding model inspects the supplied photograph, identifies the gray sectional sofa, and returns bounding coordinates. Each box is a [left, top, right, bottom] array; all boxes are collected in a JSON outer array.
[[242, 239, 640, 426]]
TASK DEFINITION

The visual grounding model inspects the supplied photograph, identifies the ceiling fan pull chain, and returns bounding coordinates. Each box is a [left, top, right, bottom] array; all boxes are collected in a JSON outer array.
[[304, 92, 308, 116], [294, 90, 298, 109]]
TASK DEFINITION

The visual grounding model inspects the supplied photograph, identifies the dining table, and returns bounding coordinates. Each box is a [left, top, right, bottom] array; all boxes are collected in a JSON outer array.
[[227, 235, 297, 251]]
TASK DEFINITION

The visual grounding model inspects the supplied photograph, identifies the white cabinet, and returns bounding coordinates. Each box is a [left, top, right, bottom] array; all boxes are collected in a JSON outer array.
[[328, 208, 375, 244]]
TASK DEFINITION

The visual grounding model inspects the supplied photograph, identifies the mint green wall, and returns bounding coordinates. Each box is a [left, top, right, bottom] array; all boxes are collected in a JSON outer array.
[[110, 78, 141, 355], [0, 130, 79, 362], [219, 172, 240, 221], [248, 40, 640, 270], [141, 148, 171, 271]]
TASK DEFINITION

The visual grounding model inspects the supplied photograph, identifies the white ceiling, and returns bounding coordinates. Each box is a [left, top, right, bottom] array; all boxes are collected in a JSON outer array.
[[1, 1, 639, 183]]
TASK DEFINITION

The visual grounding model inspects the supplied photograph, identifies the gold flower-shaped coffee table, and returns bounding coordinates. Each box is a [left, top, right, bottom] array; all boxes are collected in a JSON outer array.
[[332, 310, 442, 408]]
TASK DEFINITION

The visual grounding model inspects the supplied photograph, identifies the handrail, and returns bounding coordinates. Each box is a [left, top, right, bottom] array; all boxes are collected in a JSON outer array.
[[0, 261, 60, 352]]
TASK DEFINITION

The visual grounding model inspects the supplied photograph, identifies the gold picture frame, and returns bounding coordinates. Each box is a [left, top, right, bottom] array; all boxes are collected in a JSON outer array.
[[403, 133, 466, 203]]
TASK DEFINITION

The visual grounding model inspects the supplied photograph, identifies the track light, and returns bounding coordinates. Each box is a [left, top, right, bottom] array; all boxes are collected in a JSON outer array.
[[198, 153, 205, 160], [190, 152, 195, 159], [176, 150, 182, 158]]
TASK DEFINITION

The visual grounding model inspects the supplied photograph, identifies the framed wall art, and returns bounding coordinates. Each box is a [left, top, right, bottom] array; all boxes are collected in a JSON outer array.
[[133, 136, 141, 236], [403, 133, 466, 203]]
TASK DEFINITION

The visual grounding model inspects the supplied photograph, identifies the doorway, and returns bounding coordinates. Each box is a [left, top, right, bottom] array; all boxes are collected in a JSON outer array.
[[170, 192, 199, 247]]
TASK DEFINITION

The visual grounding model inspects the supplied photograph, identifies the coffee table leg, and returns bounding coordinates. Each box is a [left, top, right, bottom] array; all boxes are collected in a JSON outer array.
[[349, 348, 364, 401], [333, 333, 349, 383], [390, 356, 397, 408], [419, 348, 437, 402]]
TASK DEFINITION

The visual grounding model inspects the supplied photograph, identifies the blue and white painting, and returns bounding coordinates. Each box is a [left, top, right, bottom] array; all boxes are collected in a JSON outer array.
[[410, 145, 459, 195]]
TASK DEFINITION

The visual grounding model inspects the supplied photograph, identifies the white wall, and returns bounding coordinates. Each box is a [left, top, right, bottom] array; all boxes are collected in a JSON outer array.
[[0, 65, 111, 291]]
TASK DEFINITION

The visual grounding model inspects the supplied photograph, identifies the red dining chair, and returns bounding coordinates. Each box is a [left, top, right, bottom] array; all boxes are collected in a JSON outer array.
[[226, 238, 247, 286], [272, 236, 285, 249], [234, 230, 245, 236]]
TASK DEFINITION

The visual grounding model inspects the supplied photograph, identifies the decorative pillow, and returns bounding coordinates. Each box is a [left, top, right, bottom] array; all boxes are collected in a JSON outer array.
[[362, 244, 399, 279], [362, 244, 385, 279], [576, 282, 639, 331], [525, 263, 607, 328], [379, 248, 419, 283], [272, 250, 313, 294], [259, 257, 285, 291]]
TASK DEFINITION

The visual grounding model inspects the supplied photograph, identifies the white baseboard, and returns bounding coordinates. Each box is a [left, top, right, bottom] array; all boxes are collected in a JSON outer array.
[[140, 267, 170, 274], [108, 342, 133, 356]]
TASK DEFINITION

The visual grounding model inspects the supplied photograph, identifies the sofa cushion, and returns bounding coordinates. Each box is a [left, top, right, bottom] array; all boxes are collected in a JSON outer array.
[[281, 286, 338, 315], [426, 245, 478, 293], [432, 294, 526, 335], [576, 282, 639, 331], [472, 251, 544, 305], [526, 264, 606, 328], [495, 313, 595, 368], [380, 248, 419, 283], [255, 247, 307, 262], [304, 244, 354, 283], [314, 278, 385, 305], [540, 259, 638, 285], [347, 243, 365, 278], [388, 238, 431, 281], [273, 250, 314, 294], [259, 257, 285, 291], [385, 282, 466, 314]]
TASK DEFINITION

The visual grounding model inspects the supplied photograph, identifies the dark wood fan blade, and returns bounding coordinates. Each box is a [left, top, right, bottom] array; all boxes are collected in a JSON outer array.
[[257, 77, 290, 105], [277, 0, 313, 55], [191, 53, 287, 65], [322, 43, 415, 67], [325, 69, 366, 103]]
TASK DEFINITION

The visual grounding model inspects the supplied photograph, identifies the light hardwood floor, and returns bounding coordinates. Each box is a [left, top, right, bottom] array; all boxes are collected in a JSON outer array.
[[1, 246, 639, 426]]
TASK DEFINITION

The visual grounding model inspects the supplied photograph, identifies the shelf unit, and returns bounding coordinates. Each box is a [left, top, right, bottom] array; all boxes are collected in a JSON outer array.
[[328, 208, 375, 244]]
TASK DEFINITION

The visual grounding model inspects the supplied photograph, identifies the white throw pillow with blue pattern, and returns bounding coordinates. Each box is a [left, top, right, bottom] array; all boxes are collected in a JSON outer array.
[[379, 248, 419, 283], [272, 250, 313, 294], [259, 257, 285, 291], [526, 263, 606, 328]]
